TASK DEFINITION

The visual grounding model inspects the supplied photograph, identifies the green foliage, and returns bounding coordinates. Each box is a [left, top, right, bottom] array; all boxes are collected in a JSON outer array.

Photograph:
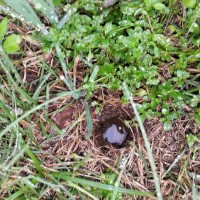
[[0, 17, 7, 41], [186, 133, 200, 162], [0, 17, 22, 54], [53, 0, 63, 6], [186, 133, 198, 149], [183, 0, 197, 9], [3, 34, 22, 53], [39, 0, 199, 129], [0, 0, 59, 34], [98, 173, 122, 199], [153, 2, 169, 13], [194, 108, 200, 126]]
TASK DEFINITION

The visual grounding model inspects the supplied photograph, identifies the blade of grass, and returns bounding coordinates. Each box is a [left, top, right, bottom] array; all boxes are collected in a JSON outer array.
[[84, 100, 93, 140], [0, 115, 8, 123], [89, 65, 99, 82], [192, 173, 198, 200], [28, 175, 74, 198], [0, 98, 14, 121], [44, 83, 50, 118], [29, 0, 58, 24], [68, 181, 98, 200], [32, 73, 51, 100], [129, 142, 150, 176], [45, 116, 63, 135], [20, 138, 43, 176], [51, 172, 155, 198], [47, 174, 75, 198], [111, 155, 129, 200], [55, 44, 80, 99], [55, 43, 73, 90], [161, 148, 187, 179], [177, 155, 189, 183], [4, 147, 26, 171], [2, 126, 21, 168], [122, 82, 163, 200], [0, 60, 35, 104], [57, 5, 76, 29], [0, 46, 24, 87], [7, 186, 29, 200], [0, 89, 80, 140], [3, 0, 47, 34]]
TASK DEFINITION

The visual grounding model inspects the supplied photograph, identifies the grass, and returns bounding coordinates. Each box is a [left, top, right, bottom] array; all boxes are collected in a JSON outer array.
[[0, 0, 200, 199]]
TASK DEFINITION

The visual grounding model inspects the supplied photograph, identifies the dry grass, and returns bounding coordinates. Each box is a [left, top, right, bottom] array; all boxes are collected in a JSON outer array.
[[28, 84, 200, 199]]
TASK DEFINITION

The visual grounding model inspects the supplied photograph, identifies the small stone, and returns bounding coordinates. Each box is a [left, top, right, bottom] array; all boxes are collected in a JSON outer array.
[[103, 118, 129, 146]]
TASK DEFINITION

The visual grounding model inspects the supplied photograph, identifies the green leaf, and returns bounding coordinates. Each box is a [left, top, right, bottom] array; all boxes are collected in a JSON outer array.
[[3, 34, 22, 53], [0, 17, 7, 41], [154, 34, 169, 47], [163, 120, 171, 131], [104, 22, 118, 36], [194, 38, 200, 47], [73, 42, 88, 52], [99, 63, 114, 75], [89, 65, 99, 82], [135, 89, 148, 97], [194, 113, 200, 126], [190, 96, 199, 107], [186, 134, 198, 149], [53, 0, 62, 6], [120, 5, 136, 15], [183, 0, 196, 8], [153, 3, 169, 13]]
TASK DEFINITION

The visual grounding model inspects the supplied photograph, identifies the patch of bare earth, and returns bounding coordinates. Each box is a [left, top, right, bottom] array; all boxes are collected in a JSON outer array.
[[28, 85, 200, 199]]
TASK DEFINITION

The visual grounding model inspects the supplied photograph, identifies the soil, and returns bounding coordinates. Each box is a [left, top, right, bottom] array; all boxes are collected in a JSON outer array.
[[28, 89, 200, 199], [17, 37, 200, 198], [93, 103, 134, 149]]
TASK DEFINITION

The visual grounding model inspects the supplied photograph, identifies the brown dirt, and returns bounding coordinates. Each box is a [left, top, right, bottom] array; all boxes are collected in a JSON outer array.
[[29, 85, 200, 199]]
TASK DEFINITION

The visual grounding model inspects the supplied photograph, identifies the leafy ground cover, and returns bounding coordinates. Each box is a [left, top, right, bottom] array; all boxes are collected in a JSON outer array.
[[0, 0, 200, 199]]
